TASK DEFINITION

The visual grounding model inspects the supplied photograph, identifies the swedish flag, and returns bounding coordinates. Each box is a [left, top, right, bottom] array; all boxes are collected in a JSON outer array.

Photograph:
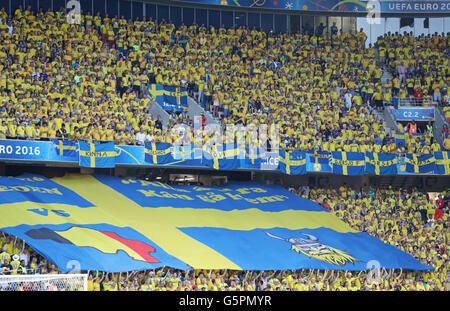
[[307, 150, 331, 164], [202, 144, 240, 170], [244, 147, 266, 169], [172, 144, 195, 161], [332, 152, 365, 176], [144, 142, 173, 164], [365, 153, 398, 175], [405, 153, 435, 174], [79, 141, 116, 168], [279, 151, 306, 175], [433, 152, 450, 175], [148, 84, 188, 112], [52, 139, 77, 157]]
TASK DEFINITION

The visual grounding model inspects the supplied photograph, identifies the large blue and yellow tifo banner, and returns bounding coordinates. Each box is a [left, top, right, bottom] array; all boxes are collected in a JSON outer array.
[[0, 140, 449, 176], [0, 174, 432, 272]]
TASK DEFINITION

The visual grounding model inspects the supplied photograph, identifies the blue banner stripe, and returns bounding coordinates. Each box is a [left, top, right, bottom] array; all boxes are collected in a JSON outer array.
[[94, 175, 327, 212], [0, 140, 449, 175], [178, 227, 433, 271]]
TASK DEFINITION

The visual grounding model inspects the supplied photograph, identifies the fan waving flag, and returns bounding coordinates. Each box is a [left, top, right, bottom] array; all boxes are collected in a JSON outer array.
[[148, 84, 188, 112], [332, 152, 365, 176], [79, 141, 116, 168], [52, 139, 77, 157], [365, 153, 398, 175], [279, 151, 306, 175], [434, 152, 450, 174], [144, 142, 173, 164], [405, 153, 435, 174]]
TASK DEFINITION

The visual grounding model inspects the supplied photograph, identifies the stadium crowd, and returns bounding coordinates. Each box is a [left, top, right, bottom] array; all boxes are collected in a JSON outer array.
[[376, 31, 449, 106], [1, 184, 448, 291], [0, 6, 448, 291], [0, 6, 448, 152]]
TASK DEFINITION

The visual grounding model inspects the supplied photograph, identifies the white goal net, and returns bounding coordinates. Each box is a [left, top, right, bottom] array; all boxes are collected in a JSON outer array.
[[0, 274, 88, 291]]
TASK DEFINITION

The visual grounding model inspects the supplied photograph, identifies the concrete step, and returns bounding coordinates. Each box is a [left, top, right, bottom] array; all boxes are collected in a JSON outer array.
[[187, 96, 220, 127], [147, 97, 170, 127]]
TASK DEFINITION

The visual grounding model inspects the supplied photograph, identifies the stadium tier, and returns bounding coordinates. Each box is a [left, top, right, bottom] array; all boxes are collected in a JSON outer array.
[[0, 6, 448, 154]]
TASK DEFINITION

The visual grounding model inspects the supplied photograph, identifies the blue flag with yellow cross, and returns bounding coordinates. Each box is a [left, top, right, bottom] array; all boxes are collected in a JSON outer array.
[[144, 142, 173, 164], [52, 139, 77, 158], [244, 147, 266, 169], [278, 150, 307, 175], [148, 84, 188, 112], [365, 152, 398, 175], [202, 144, 240, 170], [0, 173, 433, 272], [79, 141, 116, 168], [434, 151, 450, 175], [405, 153, 435, 174], [307, 150, 332, 172], [332, 152, 365, 176]]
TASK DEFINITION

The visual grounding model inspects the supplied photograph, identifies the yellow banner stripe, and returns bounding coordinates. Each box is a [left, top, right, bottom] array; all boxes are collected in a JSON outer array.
[[90, 143, 95, 168], [374, 153, 380, 175], [79, 150, 116, 158], [58, 140, 64, 156]]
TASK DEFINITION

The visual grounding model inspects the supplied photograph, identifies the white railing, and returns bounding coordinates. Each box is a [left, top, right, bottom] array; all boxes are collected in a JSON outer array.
[[392, 97, 438, 108], [0, 274, 88, 291]]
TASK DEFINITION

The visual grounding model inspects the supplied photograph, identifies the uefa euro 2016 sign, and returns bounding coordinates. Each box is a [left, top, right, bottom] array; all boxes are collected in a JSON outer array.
[[176, 0, 450, 13]]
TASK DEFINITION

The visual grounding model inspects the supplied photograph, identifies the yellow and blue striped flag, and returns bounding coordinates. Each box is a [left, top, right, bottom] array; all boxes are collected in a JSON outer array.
[[79, 141, 116, 168], [52, 139, 77, 157], [365, 152, 398, 175], [144, 142, 173, 164], [279, 151, 307, 175], [332, 152, 365, 176], [405, 153, 435, 174], [433, 151, 450, 175]]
